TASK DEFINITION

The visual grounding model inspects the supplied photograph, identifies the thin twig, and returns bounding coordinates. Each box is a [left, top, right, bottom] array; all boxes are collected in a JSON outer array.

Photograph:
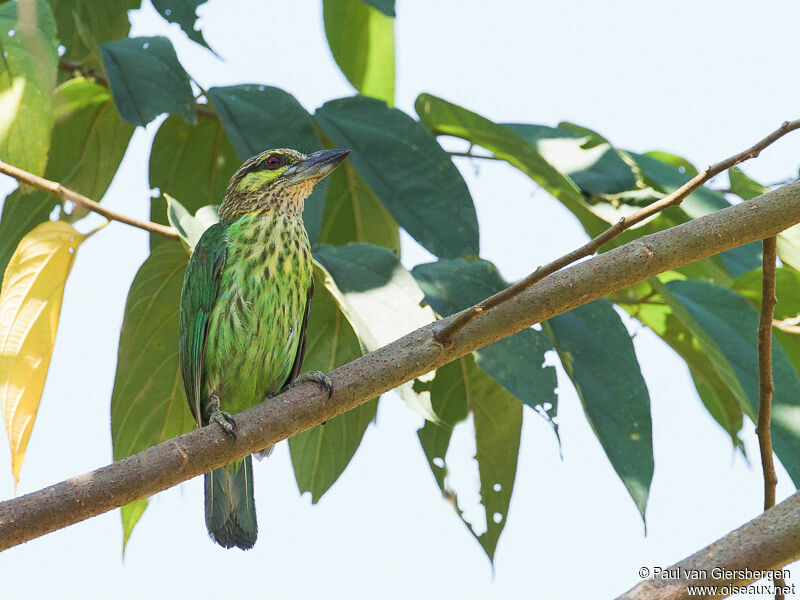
[[756, 236, 784, 600], [0, 160, 178, 239], [57, 60, 218, 119], [434, 118, 800, 345], [448, 151, 504, 161]]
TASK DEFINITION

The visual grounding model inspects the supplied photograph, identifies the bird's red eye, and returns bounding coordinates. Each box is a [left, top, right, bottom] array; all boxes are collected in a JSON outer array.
[[265, 154, 282, 169]]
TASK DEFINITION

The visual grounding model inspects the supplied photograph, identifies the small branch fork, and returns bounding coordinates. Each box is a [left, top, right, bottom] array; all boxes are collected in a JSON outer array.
[[0, 160, 178, 239], [434, 118, 800, 345]]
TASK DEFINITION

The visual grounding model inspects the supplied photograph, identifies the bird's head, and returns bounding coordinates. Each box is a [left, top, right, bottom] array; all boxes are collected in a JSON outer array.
[[219, 148, 350, 222]]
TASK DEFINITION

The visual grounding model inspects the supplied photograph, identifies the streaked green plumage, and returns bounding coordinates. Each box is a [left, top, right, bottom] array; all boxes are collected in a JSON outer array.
[[179, 148, 349, 550]]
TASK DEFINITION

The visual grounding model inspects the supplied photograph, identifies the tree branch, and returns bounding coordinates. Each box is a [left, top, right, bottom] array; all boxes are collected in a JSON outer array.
[[433, 118, 800, 345], [757, 236, 779, 511], [0, 181, 799, 552], [617, 490, 800, 599], [0, 160, 179, 239]]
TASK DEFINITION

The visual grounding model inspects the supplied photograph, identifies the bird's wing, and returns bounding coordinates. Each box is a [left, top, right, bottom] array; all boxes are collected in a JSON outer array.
[[179, 223, 228, 426], [283, 279, 314, 389]]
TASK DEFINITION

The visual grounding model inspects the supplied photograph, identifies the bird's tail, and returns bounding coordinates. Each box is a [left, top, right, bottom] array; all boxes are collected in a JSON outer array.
[[204, 456, 257, 550]]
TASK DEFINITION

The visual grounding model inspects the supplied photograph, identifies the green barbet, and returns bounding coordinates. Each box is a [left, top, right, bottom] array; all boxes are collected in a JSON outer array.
[[179, 148, 350, 549]]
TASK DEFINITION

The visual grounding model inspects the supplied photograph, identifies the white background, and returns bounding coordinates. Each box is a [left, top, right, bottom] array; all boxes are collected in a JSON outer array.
[[2, 1, 800, 598]]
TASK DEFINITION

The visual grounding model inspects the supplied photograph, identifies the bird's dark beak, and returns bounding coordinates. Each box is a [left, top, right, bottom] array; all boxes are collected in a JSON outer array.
[[285, 149, 350, 184]]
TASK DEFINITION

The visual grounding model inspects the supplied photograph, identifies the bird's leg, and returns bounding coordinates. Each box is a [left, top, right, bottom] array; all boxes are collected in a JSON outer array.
[[205, 392, 237, 439], [285, 370, 333, 398]]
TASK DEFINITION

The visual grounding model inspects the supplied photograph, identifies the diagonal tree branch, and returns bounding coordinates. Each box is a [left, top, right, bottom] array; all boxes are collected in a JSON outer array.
[[434, 118, 800, 345], [0, 159, 179, 239], [0, 181, 799, 552]]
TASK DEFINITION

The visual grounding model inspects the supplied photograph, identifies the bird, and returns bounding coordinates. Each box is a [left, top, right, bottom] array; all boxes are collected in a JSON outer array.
[[178, 147, 350, 549]]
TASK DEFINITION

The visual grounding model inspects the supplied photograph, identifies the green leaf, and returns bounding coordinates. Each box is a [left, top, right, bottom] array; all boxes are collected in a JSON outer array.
[[417, 354, 522, 563], [110, 243, 196, 545], [777, 225, 800, 272], [318, 160, 401, 254], [148, 113, 238, 248], [316, 96, 478, 258], [207, 84, 325, 236], [0, 0, 58, 175], [50, 0, 138, 65], [101, 36, 196, 127], [411, 258, 557, 420], [728, 166, 768, 201], [151, 0, 212, 50], [547, 299, 653, 519], [48, 77, 134, 219], [642, 150, 698, 178], [289, 264, 376, 502], [0, 190, 56, 287], [312, 243, 437, 420], [734, 266, 800, 322], [619, 277, 744, 446], [207, 84, 321, 159], [666, 279, 800, 486], [164, 194, 219, 251], [121, 498, 147, 556], [359, 0, 395, 16], [323, 0, 395, 105]]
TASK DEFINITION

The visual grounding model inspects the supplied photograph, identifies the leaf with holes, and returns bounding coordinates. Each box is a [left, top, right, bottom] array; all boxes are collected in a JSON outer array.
[[289, 263, 376, 502], [323, 0, 395, 105], [417, 353, 522, 563], [152, 0, 212, 50], [547, 299, 653, 520], [316, 96, 478, 259], [110, 243, 196, 547], [0, 222, 85, 486], [411, 258, 557, 422], [101, 36, 196, 126], [0, 0, 58, 175]]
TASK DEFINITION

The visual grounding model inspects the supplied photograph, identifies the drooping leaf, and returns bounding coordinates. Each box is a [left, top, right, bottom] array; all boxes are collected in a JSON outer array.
[[148, 113, 238, 248], [101, 36, 196, 126], [547, 299, 654, 519], [323, 0, 394, 105], [0, 221, 85, 486], [666, 279, 800, 486], [0, 0, 58, 175], [417, 353, 522, 563], [151, 0, 212, 50], [207, 84, 325, 236], [110, 243, 195, 544], [317, 96, 478, 259], [313, 243, 437, 420], [318, 160, 401, 254], [618, 277, 744, 447], [121, 498, 147, 555], [50, 0, 138, 66], [411, 258, 557, 420], [48, 77, 135, 219], [289, 263, 376, 502]]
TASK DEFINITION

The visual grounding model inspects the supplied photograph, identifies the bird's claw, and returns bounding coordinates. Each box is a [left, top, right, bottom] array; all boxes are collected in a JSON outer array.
[[289, 370, 333, 398], [209, 408, 237, 439]]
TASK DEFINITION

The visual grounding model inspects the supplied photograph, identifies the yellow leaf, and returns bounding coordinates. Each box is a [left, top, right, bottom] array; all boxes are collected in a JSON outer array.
[[0, 221, 84, 487]]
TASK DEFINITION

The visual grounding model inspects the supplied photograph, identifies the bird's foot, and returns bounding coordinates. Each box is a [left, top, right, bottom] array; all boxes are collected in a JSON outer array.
[[287, 370, 333, 399], [208, 408, 237, 439]]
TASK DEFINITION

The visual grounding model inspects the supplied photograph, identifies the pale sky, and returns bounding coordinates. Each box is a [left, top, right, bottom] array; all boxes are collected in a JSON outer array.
[[2, 1, 800, 598]]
